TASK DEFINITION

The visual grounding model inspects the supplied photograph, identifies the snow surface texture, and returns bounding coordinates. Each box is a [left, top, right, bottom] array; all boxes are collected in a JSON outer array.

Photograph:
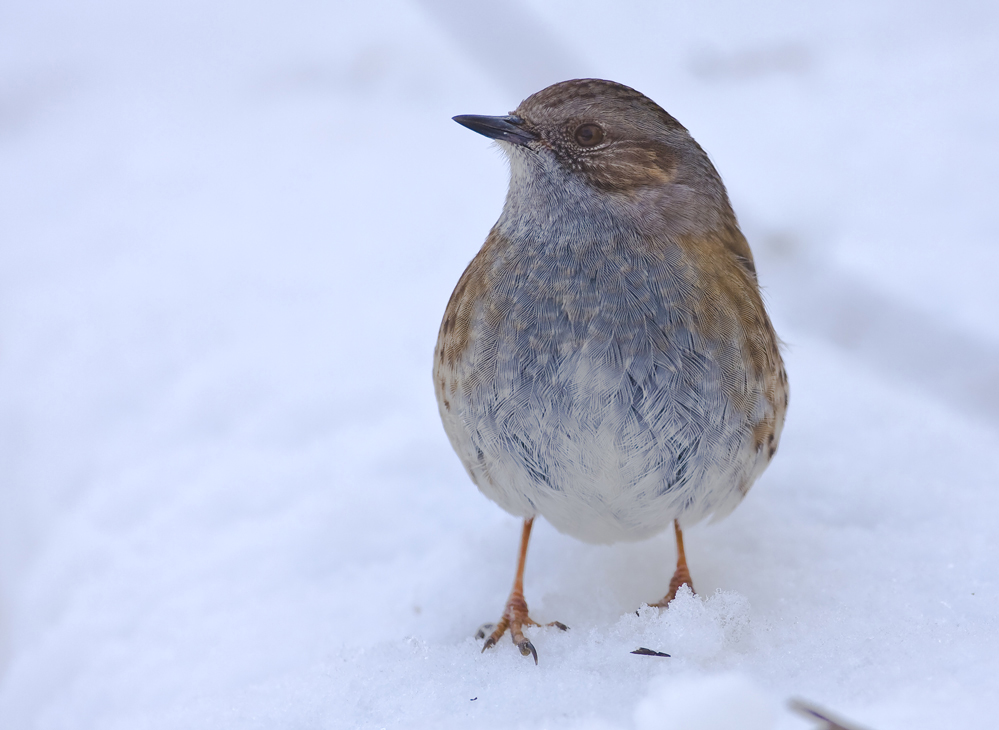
[[1, 0, 998, 728]]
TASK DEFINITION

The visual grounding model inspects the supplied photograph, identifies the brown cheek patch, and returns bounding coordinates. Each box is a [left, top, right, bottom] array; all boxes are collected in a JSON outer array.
[[584, 142, 676, 193]]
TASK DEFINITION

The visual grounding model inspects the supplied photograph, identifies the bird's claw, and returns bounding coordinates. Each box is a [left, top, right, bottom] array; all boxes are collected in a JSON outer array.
[[518, 639, 538, 664], [477, 593, 564, 663]]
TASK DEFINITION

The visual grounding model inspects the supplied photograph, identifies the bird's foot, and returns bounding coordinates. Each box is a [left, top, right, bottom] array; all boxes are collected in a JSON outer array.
[[650, 520, 696, 608], [650, 563, 695, 607], [476, 591, 567, 664]]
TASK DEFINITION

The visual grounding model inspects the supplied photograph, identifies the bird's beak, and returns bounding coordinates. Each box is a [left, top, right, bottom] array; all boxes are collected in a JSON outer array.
[[453, 114, 537, 146]]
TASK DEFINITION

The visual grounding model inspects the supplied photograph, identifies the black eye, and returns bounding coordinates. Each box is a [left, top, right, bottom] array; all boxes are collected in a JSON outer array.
[[574, 124, 604, 147]]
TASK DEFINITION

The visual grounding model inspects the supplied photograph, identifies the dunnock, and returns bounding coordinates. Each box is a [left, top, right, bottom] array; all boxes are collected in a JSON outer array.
[[434, 79, 787, 663]]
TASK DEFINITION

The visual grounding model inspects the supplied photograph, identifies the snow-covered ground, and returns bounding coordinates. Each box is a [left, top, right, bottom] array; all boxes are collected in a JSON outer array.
[[1, 1, 997, 727]]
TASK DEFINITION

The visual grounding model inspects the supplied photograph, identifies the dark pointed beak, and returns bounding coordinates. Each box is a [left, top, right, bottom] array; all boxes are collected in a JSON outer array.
[[453, 114, 537, 146]]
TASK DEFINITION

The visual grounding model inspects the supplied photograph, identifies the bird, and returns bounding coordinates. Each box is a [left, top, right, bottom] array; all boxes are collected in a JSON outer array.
[[434, 79, 788, 664]]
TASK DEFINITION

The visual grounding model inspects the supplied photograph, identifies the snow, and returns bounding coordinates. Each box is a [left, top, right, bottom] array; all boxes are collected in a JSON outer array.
[[1, 0, 997, 728], [634, 672, 777, 730]]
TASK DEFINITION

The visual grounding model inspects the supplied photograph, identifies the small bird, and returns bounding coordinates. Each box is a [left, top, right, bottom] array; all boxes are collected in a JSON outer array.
[[434, 79, 787, 663]]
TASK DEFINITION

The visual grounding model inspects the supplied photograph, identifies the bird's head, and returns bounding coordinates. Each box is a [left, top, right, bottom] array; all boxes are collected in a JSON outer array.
[[454, 79, 733, 237], [457, 79, 723, 194]]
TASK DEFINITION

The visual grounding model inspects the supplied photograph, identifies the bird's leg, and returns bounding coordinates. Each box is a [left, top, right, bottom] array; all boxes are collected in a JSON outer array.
[[651, 520, 695, 606], [477, 517, 567, 664]]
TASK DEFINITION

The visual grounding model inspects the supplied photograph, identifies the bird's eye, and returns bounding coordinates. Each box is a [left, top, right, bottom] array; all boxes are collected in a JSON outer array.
[[574, 124, 604, 147]]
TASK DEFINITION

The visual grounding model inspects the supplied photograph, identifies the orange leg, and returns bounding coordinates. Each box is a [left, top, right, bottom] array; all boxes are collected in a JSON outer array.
[[651, 520, 695, 606], [476, 517, 567, 664]]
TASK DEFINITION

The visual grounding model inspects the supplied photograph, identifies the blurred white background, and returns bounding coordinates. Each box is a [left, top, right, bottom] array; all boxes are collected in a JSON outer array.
[[1, 1, 997, 727]]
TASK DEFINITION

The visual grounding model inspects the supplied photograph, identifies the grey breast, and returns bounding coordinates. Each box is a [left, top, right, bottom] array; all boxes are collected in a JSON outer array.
[[460, 225, 740, 508]]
